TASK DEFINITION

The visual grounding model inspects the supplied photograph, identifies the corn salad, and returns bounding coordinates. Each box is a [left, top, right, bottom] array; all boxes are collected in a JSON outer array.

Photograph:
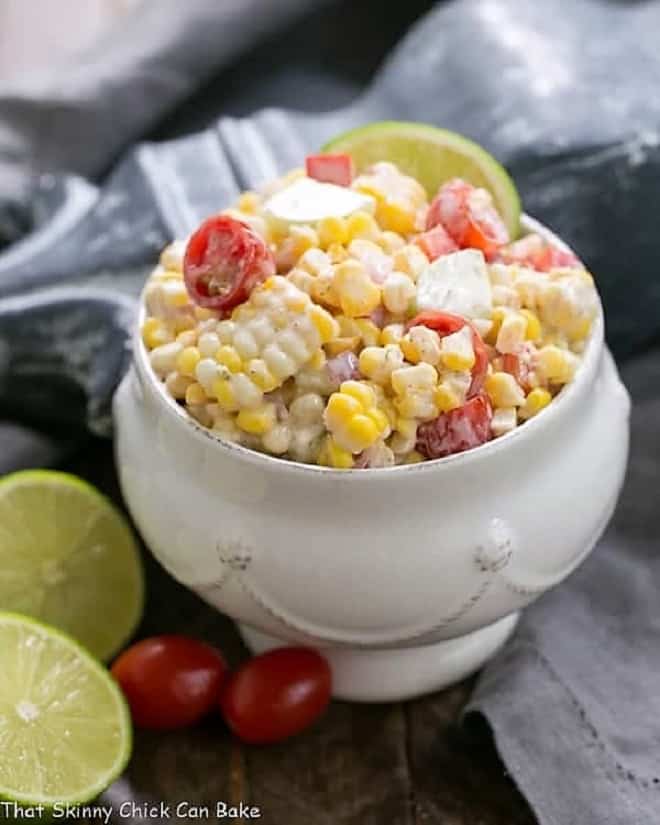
[[142, 157, 598, 468]]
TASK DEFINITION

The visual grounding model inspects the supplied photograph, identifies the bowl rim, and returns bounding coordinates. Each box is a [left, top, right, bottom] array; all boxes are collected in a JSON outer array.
[[131, 214, 604, 479]]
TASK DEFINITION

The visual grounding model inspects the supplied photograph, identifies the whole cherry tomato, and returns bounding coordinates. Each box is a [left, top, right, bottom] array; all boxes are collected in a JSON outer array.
[[111, 635, 227, 730], [220, 647, 332, 744], [426, 178, 509, 260], [407, 310, 489, 396], [183, 215, 275, 311]]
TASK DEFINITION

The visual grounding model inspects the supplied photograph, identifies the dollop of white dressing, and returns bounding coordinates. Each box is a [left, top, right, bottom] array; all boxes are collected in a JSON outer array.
[[264, 178, 374, 225]]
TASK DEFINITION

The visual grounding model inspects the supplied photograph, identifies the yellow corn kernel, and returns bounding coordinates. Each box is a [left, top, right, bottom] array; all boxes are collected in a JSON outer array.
[[485, 307, 508, 345], [537, 346, 578, 384], [406, 326, 442, 367], [354, 319, 380, 347], [162, 280, 190, 308], [310, 271, 341, 309], [194, 306, 216, 321], [381, 323, 405, 346], [345, 210, 380, 242], [165, 372, 192, 400], [344, 414, 380, 451], [142, 318, 170, 349], [400, 336, 421, 364], [325, 336, 361, 357], [440, 328, 476, 372], [434, 383, 461, 413], [359, 345, 404, 385], [366, 407, 391, 436], [246, 359, 279, 392], [404, 450, 424, 464], [236, 404, 276, 436], [521, 308, 542, 342], [325, 392, 362, 423], [317, 436, 354, 469], [333, 260, 381, 318], [340, 380, 376, 409], [485, 372, 526, 408], [382, 271, 416, 314], [288, 267, 315, 295], [185, 383, 207, 406], [568, 317, 593, 342], [376, 200, 416, 234], [378, 230, 406, 254], [391, 362, 438, 396], [212, 378, 239, 412], [496, 312, 528, 354], [159, 241, 185, 272], [215, 345, 243, 373], [318, 216, 349, 248], [284, 289, 309, 313], [176, 346, 201, 378], [309, 304, 340, 343], [237, 191, 261, 214], [326, 242, 348, 264], [392, 245, 429, 282], [519, 387, 553, 420], [308, 349, 326, 370], [173, 316, 196, 335]]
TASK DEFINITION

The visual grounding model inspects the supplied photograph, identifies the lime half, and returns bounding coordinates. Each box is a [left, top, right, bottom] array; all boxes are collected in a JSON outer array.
[[0, 471, 144, 661], [0, 612, 131, 808], [323, 120, 521, 237]]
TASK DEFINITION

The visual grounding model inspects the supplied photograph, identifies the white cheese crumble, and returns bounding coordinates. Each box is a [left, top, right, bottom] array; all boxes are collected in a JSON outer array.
[[416, 249, 492, 319]]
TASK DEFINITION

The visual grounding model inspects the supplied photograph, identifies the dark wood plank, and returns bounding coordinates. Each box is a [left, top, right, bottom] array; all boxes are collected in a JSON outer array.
[[406, 684, 537, 825], [246, 702, 413, 825]]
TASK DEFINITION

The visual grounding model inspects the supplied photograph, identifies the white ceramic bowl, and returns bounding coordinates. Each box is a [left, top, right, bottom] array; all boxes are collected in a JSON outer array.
[[113, 218, 630, 701]]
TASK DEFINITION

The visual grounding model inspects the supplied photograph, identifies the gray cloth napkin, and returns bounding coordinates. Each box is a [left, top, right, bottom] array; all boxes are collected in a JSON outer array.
[[2, 2, 660, 823], [468, 350, 660, 824]]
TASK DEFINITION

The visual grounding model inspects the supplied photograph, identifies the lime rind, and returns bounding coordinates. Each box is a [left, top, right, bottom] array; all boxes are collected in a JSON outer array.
[[322, 120, 521, 238], [0, 470, 144, 662], [0, 611, 132, 809]]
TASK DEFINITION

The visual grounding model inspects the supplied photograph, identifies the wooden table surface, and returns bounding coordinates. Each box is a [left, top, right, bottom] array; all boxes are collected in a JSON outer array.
[[71, 443, 536, 825]]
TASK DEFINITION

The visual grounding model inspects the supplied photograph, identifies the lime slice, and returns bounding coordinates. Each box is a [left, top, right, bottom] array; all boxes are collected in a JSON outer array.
[[0, 612, 131, 808], [0, 471, 144, 661], [323, 120, 521, 237]]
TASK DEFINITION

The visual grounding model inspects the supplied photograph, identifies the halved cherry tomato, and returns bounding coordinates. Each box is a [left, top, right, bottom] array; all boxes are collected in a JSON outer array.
[[220, 647, 331, 744], [111, 635, 227, 730], [426, 178, 509, 260], [183, 215, 275, 311], [414, 224, 458, 261], [416, 394, 492, 459], [305, 153, 354, 186], [499, 233, 582, 272], [407, 310, 489, 396]]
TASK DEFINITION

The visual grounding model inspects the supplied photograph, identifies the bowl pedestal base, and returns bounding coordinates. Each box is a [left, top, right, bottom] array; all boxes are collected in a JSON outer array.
[[238, 612, 519, 702]]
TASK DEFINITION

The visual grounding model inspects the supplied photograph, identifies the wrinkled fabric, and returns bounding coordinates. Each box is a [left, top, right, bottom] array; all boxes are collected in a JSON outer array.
[[1, 2, 660, 824]]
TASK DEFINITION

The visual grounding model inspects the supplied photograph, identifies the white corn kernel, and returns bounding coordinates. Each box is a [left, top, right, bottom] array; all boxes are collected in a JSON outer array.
[[382, 271, 416, 314], [290, 393, 325, 424], [195, 358, 222, 394], [491, 407, 518, 437], [496, 312, 527, 354], [198, 332, 220, 358], [149, 342, 183, 377], [231, 373, 264, 409]]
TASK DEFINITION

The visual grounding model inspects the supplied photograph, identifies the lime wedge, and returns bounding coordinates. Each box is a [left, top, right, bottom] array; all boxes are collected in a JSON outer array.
[[0, 471, 144, 661], [0, 612, 131, 808], [323, 120, 521, 237]]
